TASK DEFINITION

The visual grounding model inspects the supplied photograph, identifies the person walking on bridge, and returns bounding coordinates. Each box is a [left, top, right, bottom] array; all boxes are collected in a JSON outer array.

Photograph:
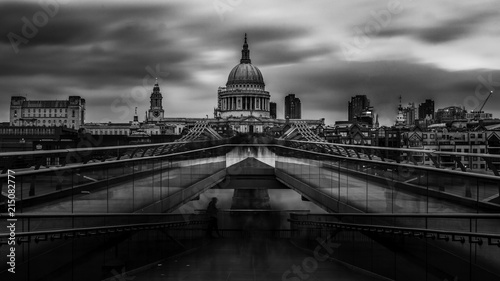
[[206, 197, 222, 238]]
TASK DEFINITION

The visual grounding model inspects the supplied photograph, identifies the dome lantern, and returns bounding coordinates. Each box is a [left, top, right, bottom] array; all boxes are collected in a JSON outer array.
[[240, 33, 251, 64]]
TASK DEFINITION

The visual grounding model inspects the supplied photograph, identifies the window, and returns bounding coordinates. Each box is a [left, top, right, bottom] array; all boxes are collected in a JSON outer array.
[[480, 149, 485, 153], [423, 134, 427, 139], [430, 134, 435, 139], [478, 133, 483, 138], [72, 110, 75, 117], [471, 134, 475, 139], [480, 164, 485, 169], [473, 149, 477, 153]]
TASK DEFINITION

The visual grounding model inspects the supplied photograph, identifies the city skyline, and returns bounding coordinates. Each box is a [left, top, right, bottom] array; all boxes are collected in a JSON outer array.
[[1, 0, 500, 126]]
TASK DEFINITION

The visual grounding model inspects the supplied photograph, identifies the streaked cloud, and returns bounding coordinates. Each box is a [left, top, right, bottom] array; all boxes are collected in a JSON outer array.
[[1, 0, 499, 126]]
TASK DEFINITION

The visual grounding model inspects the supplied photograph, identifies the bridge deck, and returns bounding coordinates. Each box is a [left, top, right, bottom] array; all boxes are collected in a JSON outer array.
[[133, 238, 381, 281]]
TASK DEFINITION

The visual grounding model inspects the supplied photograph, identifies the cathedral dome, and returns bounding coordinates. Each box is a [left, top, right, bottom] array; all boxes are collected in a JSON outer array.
[[227, 63, 264, 85], [226, 33, 265, 86]]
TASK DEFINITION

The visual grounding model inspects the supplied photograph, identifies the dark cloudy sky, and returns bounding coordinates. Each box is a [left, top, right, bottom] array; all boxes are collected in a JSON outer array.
[[2, 0, 500, 126]]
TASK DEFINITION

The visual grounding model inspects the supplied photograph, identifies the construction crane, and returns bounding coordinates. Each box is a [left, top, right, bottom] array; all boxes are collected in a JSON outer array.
[[473, 90, 494, 120]]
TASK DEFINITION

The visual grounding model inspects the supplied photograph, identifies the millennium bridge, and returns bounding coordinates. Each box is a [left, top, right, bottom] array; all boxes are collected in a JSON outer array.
[[1, 126, 499, 281]]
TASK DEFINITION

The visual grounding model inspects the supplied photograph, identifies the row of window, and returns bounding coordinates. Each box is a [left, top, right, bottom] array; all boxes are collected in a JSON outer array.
[[29, 119, 76, 124], [23, 108, 68, 113], [89, 130, 129, 135], [15, 109, 77, 117], [422, 133, 484, 139], [228, 84, 264, 90], [22, 114, 69, 118], [0, 128, 56, 135], [86, 130, 164, 135], [455, 148, 486, 153]]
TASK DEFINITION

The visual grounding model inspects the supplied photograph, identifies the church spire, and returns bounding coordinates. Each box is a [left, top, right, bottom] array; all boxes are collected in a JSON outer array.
[[240, 33, 251, 64]]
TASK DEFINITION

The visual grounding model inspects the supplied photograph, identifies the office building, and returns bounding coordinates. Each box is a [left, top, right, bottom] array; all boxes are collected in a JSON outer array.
[[285, 94, 301, 119]]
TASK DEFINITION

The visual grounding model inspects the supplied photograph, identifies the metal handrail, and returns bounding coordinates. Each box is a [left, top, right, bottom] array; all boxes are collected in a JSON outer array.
[[2, 138, 497, 161], [1, 143, 499, 180], [274, 144, 500, 180], [0, 219, 209, 244], [288, 219, 500, 243], [290, 213, 500, 219], [0, 143, 230, 177], [0, 213, 196, 218], [282, 139, 500, 158], [0, 140, 206, 158]]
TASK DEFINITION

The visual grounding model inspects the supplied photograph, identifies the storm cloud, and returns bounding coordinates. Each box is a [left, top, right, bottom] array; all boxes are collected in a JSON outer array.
[[1, 0, 500, 126]]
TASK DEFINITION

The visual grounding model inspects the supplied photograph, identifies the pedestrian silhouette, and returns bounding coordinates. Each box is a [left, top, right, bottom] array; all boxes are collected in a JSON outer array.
[[206, 197, 222, 238]]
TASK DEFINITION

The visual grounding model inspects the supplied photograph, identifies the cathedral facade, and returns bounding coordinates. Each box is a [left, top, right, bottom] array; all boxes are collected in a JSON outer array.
[[216, 34, 271, 120]]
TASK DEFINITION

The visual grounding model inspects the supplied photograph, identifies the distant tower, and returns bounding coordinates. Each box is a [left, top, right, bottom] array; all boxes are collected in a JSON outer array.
[[270, 102, 277, 119], [285, 94, 301, 119], [147, 78, 164, 122], [418, 99, 435, 120], [348, 95, 370, 121], [395, 95, 406, 125], [375, 114, 379, 128]]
